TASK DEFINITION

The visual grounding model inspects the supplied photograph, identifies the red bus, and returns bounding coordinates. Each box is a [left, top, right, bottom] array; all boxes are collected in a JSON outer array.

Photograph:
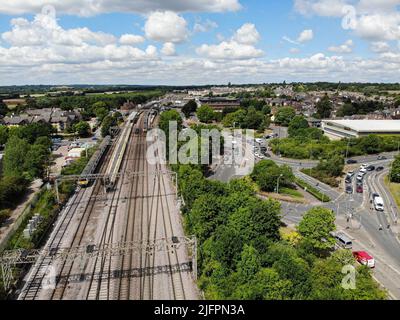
[[353, 251, 375, 268]]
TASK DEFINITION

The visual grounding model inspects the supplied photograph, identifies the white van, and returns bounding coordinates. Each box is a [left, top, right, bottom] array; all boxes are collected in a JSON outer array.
[[374, 196, 384, 211]]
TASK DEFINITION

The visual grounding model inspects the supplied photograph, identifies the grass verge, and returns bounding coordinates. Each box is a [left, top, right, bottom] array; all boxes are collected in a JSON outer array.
[[295, 177, 331, 202]]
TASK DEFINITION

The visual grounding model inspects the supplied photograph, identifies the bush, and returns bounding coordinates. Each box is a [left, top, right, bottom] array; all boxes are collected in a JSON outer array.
[[295, 178, 331, 202], [0, 209, 11, 226]]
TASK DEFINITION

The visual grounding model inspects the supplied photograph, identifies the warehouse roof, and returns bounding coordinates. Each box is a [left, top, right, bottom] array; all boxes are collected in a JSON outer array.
[[322, 120, 400, 133]]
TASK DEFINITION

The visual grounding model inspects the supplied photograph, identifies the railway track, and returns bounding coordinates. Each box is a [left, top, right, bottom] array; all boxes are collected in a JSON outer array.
[[18, 135, 119, 300], [17, 108, 197, 300]]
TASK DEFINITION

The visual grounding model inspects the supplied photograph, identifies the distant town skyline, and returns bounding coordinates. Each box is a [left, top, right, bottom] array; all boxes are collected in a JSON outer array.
[[0, 0, 399, 85]]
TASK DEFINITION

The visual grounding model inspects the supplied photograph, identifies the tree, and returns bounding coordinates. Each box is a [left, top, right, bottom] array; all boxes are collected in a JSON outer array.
[[197, 105, 215, 123], [243, 107, 265, 130], [359, 135, 382, 154], [390, 155, 400, 183], [0, 176, 29, 209], [288, 115, 309, 137], [0, 100, 9, 117], [94, 104, 109, 122], [101, 115, 113, 137], [24, 143, 50, 179], [0, 125, 9, 146], [73, 121, 91, 137], [297, 207, 336, 254], [182, 100, 198, 117], [274, 107, 296, 126], [3, 135, 30, 177], [316, 154, 344, 177], [315, 95, 333, 119], [251, 160, 295, 192], [237, 245, 261, 281]]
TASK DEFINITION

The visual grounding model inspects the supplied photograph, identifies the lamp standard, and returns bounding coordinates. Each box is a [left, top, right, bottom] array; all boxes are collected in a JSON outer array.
[[276, 174, 284, 194]]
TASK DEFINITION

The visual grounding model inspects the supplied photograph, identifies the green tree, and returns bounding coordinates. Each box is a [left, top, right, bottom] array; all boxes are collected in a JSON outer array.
[[316, 154, 344, 177], [3, 135, 30, 177], [94, 104, 109, 122], [359, 135, 382, 154], [298, 207, 336, 254], [237, 245, 261, 281], [73, 121, 91, 137], [197, 105, 215, 123], [243, 107, 265, 130], [24, 143, 50, 179], [288, 115, 309, 137], [182, 100, 198, 117], [0, 100, 9, 117], [251, 160, 295, 192], [390, 155, 400, 183], [0, 125, 9, 146], [274, 107, 296, 126], [315, 95, 333, 119]]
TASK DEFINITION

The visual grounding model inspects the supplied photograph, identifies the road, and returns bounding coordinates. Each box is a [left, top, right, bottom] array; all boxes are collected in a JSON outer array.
[[18, 111, 198, 300], [210, 130, 400, 299]]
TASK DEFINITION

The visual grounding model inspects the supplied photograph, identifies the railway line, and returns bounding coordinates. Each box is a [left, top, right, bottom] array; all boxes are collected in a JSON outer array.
[[16, 108, 198, 300]]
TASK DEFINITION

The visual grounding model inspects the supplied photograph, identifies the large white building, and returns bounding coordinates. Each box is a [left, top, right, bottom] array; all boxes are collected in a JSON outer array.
[[321, 120, 400, 139]]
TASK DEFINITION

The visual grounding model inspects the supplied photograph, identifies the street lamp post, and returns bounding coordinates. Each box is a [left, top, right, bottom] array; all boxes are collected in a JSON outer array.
[[276, 174, 283, 194]]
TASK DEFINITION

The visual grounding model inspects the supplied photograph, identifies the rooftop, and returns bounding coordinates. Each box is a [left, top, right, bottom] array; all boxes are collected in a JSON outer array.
[[322, 120, 400, 132]]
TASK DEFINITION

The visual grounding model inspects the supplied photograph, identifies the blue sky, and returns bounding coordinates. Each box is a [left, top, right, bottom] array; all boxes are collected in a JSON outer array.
[[0, 0, 399, 85]]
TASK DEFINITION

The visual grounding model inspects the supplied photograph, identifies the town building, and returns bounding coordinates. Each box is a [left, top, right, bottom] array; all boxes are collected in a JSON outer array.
[[2, 108, 81, 132], [321, 120, 400, 139], [199, 97, 240, 111]]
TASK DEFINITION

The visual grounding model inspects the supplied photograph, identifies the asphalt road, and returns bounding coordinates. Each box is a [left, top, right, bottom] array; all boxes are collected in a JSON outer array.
[[210, 132, 400, 298]]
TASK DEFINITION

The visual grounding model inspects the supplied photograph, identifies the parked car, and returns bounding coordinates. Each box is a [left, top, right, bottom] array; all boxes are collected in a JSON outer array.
[[376, 166, 384, 172], [346, 185, 353, 194], [356, 185, 363, 193], [367, 165, 375, 171], [345, 176, 352, 184], [353, 251, 375, 268], [347, 159, 358, 164], [347, 171, 355, 177], [378, 155, 387, 160]]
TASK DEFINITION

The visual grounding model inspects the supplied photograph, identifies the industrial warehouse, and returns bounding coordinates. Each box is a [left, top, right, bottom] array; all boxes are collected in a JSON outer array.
[[321, 120, 400, 139]]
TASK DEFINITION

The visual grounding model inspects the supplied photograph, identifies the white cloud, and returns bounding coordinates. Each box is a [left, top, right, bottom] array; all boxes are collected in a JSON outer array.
[[196, 41, 263, 60], [232, 23, 260, 45], [328, 39, 353, 53], [119, 34, 145, 45], [294, 0, 348, 17], [196, 23, 263, 60], [0, 0, 242, 16], [161, 42, 176, 56], [354, 13, 400, 41], [297, 29, 314, 43], [193, 19, 218, 33], [144, 11, 189, 43], [290, 48, 300, 54], [294, 0, 400, 42], [370, 41, 391, 53], [2, 14, 116, 47]]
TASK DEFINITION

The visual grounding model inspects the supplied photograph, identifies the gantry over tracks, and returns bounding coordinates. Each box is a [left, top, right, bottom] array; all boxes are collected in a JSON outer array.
[[0, 237, 197, 292]]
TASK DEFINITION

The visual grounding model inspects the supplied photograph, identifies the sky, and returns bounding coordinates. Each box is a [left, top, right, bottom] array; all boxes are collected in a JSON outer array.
[[0, 0, 399, 85]]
